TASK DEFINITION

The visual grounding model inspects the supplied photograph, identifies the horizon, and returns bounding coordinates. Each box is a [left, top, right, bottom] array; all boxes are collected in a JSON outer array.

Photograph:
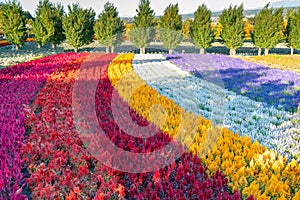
[[0, 0, 282, 17]]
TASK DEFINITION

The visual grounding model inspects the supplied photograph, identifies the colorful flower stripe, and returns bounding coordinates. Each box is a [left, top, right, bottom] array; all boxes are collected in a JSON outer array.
[[166, 54, 300, 112], [108, 53, 300, 199], [21, 53, 123, 199], [21, 53, 242, 199], [132, 54, 300, 162], [0, 52, 85, 199], [240, 55, 300, 74]]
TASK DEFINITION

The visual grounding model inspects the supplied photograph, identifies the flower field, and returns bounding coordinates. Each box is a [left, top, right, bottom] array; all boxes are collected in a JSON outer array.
[[0, 52, 299, 199], [240, 55, 300, 74]]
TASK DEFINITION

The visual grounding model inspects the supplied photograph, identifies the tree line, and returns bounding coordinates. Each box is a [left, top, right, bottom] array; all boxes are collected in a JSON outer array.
[[0, 0, 300, 55]]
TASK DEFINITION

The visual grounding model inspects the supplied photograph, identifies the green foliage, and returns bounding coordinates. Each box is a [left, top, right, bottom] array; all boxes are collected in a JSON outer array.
[[130, 0, 155, 53], [287, 7, 300, 50], [0, 0, 26, 49], [63, 3, 95, 52], [219, 4, 244, 55], [32, 0, 64, 47], [52, 3, 65, 46], [94, 2, 125, 52], [160, 3, 182, 53], [252, 4, 284, 50], [32, 0, 55, 47], [192, 4, 214, 51]]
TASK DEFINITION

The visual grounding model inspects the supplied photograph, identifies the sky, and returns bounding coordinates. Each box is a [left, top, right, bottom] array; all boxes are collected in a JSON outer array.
[[1, 0, 280, 17]]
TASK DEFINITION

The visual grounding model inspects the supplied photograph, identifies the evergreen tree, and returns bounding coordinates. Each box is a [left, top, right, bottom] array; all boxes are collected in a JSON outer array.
[[130, 0, 155, 54], [191, 4, 214, 54], [63, 3, 95, 52], [219, 4, 244, 56], [32, 0, 55, 48], [94, 2, 125, 53], [286, 7, 300, 55], [160, 3, 182, 54], [153, 18, 161, 41], [252, 4, 283, 56], [0, 1, 26, 50], [51, 3, 65, 48]]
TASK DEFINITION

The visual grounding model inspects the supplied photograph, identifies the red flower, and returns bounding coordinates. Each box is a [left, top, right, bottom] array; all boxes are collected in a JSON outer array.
[[0, 179, 4, 189], [115, 184, 125, 197], [153, 171, 161, 183]]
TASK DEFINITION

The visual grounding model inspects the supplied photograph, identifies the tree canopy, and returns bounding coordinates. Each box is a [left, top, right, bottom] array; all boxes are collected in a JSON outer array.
[[219, 4, 244, 56], [191, 4, 214, 54], [286, 7, 300, 54], [129, 0, 155, 54], [160, 3, 182, 54], [0, 1, 26, 50], [63, 3, 95, 52], [94, 2, 125, 53], [252, 3, 283, 55]]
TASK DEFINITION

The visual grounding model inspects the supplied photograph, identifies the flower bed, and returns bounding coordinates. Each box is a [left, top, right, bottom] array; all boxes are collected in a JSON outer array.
[[240, 55, 300, 74], [166, 54, 300, 113], [108, 53, 300, 199], [0, 52, 86, 199], [21, 53, 241, 199], [132, 54, 300, 162], [0, 42, 64, 67]]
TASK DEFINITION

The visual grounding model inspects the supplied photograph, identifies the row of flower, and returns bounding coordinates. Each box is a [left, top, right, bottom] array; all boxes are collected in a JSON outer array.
[[0, 40, 10, 47], [240, 55, 300, 74], [0, 38, 34, 48], [108, 53, 300, 199], [19, 52, 242, 199], [166, 54, 300, 112], [0, 52, 85, 199], [0, 42, 65, 68], [132, 54, 300, 162]]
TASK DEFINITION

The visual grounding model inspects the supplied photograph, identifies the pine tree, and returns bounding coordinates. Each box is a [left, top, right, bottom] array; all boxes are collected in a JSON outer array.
[[0, 1, 26, 50], [32, 0, 55, 48], [51, 3, 65, 48], [286, 7, 300, 55], [94, 2, 125, 53], [252, 4, 283, 56], [191, 4, 214, 54], [130, 0, 155, 54], [63, 3, 95, 52], [160, 3, 182, 54], [219, 4, 244, 56]]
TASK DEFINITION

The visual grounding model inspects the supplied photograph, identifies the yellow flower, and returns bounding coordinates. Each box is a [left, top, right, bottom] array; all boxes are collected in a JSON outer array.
[[242, 181, 260, 198]]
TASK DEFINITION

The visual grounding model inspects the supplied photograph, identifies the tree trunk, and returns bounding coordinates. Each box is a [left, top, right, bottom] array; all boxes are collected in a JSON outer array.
[[143, 47, 146, 54], [74, 48, 78, 53], [291, 47, 294, 55], [200, 48, 205, 54], [52, 43, 56, 49], [258, 47, 262, 56], [140, 47, 143, 54], [111, 46, 114, 53], [229, 48, 236, 56], [37, 43, 41, 49], [106, 46, 110, 53], [169, 49, 173, 54], [15, 45, 19, 50], [265, 48, 269, 56]]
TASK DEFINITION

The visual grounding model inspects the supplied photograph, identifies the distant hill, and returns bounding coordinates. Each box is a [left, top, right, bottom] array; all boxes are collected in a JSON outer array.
[[122, 2, 300, 22], [270, 0, 300, 8]]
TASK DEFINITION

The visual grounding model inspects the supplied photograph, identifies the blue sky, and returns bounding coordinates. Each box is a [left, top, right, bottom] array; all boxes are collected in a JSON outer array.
[[1, 0, 279, 17]]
